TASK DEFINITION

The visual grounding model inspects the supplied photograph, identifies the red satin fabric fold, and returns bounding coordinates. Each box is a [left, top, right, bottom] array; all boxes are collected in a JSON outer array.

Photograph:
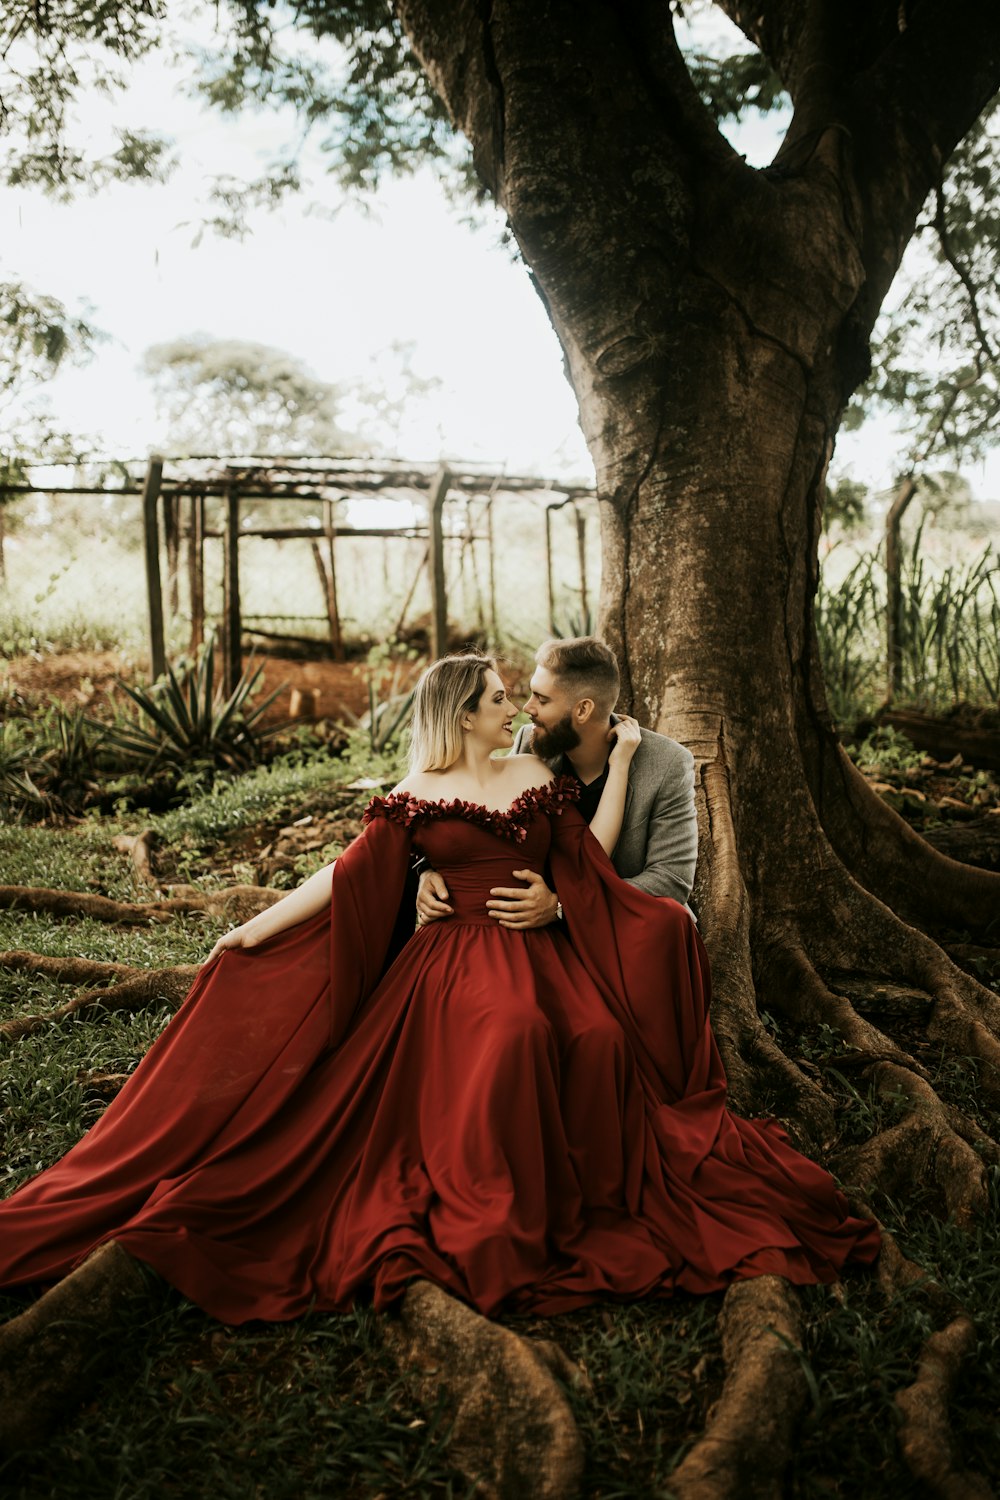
[[0, 791, 878, 1323]]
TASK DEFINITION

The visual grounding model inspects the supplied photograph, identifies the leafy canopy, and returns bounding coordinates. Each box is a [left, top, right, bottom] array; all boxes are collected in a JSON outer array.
[[0, 282, 100, 483]]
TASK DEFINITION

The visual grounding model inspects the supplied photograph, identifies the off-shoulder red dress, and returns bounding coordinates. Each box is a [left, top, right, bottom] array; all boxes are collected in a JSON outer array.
[[0, 780, 878, 1322]]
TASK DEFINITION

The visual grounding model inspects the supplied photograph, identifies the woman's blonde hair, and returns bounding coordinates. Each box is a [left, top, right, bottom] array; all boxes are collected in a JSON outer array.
[[408, 653, 498, 772]]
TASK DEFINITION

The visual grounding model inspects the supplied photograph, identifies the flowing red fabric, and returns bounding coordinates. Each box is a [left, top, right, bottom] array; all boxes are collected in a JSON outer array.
[[0, 780, 878, 1322]]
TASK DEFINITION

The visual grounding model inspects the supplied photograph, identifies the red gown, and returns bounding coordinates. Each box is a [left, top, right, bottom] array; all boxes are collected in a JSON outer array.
[[0, 779, 878, 1323]]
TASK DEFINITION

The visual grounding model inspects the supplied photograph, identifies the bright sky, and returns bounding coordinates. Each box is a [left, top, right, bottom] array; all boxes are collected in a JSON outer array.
[[2, 13, 998, 501], [1, 28, 594, 478]]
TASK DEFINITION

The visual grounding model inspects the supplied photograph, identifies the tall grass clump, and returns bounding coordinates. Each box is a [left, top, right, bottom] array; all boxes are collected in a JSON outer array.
[[815, 552, 884, 727], [816, 531, 1000, 728]]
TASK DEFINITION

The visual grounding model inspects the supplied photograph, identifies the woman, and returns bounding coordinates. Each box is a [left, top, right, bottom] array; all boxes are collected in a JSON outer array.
[[0, 655, 879, 1441]]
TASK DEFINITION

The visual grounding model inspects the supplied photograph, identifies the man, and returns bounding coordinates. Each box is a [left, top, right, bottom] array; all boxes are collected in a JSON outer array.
[[416, 636, 698, 929]]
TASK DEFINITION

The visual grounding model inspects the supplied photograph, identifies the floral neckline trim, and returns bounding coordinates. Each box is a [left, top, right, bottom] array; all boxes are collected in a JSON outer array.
[[363, 774, 580, 843]]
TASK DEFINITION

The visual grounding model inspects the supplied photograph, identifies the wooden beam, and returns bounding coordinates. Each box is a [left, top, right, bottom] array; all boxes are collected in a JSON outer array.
[[427, 466, 451, 659], [222, 487, 242, 696], [141, 455, 166, 680], [199, 526, 429, 541]]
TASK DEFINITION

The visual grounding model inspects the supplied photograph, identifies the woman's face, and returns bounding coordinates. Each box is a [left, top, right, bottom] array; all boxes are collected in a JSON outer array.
[[465, 668, 517, 751]]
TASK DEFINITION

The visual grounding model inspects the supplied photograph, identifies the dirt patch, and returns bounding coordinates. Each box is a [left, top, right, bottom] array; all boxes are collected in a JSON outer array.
[[252, 656, 374, 726], [0, 648, 385, 727], [0, 650, 129, 714]]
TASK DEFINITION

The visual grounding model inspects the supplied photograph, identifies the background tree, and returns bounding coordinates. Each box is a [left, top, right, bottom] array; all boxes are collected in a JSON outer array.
[[0, 2, 175, 196], [142, 335, 355, 456], [0, 281, 98, 579]]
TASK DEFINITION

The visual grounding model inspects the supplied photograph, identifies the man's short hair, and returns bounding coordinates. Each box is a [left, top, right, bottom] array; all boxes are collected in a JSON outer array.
[[535, 636, 620, 714]]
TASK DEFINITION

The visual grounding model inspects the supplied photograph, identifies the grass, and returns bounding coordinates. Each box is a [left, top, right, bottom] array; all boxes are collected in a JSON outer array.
[[1, 753, 999, 1495], [816, 530, 1000, 725]]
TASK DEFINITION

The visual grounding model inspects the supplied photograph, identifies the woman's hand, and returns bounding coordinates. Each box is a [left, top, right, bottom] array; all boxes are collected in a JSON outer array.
[[607, 715, 641, 766], [201, 923, 258, 967]]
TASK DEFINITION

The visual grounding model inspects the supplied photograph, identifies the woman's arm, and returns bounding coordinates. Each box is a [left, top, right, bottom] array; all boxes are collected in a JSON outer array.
[[202, 862, 335, 964], [588, 717, 642, 857]]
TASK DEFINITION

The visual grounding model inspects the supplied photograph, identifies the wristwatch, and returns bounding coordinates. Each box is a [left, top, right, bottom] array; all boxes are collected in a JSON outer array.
[[555, 899, 564, 921]]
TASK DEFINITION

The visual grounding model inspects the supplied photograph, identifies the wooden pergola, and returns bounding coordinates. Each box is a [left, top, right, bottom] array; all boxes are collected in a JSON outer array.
[[1, 456, 596, 689]]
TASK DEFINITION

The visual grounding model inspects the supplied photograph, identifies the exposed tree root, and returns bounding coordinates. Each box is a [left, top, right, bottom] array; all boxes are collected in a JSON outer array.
[[75, 1069, 131, 1099], [757, 934, 926, 1075], [0, 951, 196, 1041], [895, 1315, 993, 1500], [0, 950, 139, 985], [945, 941, 1000, 979], [816, 740, 1000, 938], [695, 742, 998, 1491], [847, 1197, 958, 1314], [696, 753, 834, 1142], [926, 994, 1000, 1109], [751, 923, 996, 1223], [0, 884, 281, 925], [834, 975, 932, 1024], [0, 1241, 161, 1456], [835, 1063, 996, 1225], [383, 1279, 585, 1500], [668, 1276, 807, 1500]]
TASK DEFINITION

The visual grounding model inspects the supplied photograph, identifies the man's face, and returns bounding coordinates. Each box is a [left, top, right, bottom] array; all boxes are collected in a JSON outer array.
[[523, 666, 581, 758]]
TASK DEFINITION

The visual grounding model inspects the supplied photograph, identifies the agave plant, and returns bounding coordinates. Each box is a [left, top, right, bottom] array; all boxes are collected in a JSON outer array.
[[553, 604, 596, 640], [103, 635, 287, 772], [33, 704, 106, 806], [0, 721, 44, 813]]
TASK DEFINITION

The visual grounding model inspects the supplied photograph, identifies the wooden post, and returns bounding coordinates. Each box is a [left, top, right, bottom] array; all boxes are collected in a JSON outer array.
[[141, 454, 166, 681], [465, 498, 486, 634], [222, 486, 242, 696], [163, 491, 180, 616], [886, 475, 918, 704], [427, 466, 451, 659], [544, 505, 556, 635], [574, 503, 589, 626], [188, 492, 205, 653], [323, 499, 344, 661], [486, 495, 498, 642], [396, 543, 430, 638]]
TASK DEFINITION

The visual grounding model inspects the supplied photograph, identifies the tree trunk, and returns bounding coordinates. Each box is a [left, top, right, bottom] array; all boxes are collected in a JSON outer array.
[[886, 476, 918, 703]]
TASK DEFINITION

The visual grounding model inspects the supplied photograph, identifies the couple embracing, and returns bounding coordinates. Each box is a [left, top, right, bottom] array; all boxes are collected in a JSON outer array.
[[0, 635, 878, 1464]]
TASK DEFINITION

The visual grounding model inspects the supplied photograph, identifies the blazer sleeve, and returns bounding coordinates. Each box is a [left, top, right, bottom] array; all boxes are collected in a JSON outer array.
[[511, 723, 534, 756], [625, 745, 698, 903]]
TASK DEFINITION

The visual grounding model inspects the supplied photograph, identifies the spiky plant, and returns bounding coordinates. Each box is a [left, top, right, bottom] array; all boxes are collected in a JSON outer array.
[[102, 635, 287, 773], [0, 720, 44, 815]]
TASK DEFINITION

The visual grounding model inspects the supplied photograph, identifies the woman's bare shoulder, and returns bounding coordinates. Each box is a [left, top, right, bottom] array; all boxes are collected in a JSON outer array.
[[501, 753, 554, 794], [388, 772, 444, 800]]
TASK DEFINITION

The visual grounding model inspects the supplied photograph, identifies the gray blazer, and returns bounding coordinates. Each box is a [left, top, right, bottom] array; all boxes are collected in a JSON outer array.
[[511, 722, 698, 905]]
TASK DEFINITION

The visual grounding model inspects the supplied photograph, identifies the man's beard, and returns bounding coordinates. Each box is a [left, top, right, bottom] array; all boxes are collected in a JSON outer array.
[[530, 712, 580, 759]]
